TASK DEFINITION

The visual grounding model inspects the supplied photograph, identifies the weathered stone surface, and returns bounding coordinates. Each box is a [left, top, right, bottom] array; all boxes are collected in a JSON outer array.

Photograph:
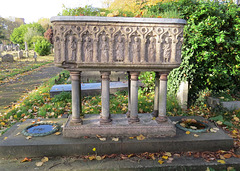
[[63, 114, 176, 138], [2, 54, 14, 62], [18, 50, 23, 58], [207, 97, 240, 110], [51, 16, 186, 72]]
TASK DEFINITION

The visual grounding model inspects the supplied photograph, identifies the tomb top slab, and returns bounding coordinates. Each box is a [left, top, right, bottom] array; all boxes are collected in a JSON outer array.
[[50, 16, 187, 24]]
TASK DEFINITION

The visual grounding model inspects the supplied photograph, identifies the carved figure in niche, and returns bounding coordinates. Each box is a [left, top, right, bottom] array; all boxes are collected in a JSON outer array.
[[55, 37, 61, 62], [84, 37, 93, 62], [100, 35, 108, 62], [148, 37, 155, 62], [176, 38, 183, 62], [69, 36, 77, 61], [132, 37, 140, 63], [163, 37, 171, 62], [116, 36, 124, 61]]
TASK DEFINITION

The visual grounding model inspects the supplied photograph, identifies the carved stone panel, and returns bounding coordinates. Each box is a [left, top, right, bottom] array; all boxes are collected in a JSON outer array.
[[51, 16, 186, 71]]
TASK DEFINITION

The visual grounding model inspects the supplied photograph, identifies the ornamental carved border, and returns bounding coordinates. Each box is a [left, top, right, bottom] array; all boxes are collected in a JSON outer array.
[[53, 22, 184, 65]]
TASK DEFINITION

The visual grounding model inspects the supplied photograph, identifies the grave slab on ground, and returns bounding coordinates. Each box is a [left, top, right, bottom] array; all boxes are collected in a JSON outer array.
[[50, 81, 143, 97], [0, 116, 233, 159]]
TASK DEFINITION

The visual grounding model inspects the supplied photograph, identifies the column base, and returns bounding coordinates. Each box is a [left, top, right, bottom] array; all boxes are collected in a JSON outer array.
[[129, 117, 140, 123], [151, 110, 158, 117], [100, 118, 112, 125], [70, 119, 83, 126], [156, 116, 168, 123], [126, 111, 130, 118]]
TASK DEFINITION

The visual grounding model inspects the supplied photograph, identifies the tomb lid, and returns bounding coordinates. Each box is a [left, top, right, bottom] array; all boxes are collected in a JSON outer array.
[[50, 16, 186, 25]]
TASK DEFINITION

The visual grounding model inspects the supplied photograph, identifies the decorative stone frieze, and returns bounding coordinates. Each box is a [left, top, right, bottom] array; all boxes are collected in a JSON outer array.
[[51, 16, 186, 72]]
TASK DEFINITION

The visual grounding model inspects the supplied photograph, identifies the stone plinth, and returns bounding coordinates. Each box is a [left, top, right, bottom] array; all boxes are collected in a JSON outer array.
[[63, 114, 176, 138]]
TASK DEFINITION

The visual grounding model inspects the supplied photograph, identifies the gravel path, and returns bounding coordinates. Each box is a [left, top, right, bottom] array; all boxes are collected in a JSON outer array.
[[0, 63, 62, 114]]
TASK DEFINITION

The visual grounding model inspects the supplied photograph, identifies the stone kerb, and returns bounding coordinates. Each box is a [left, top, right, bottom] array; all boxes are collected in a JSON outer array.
[[51, 16, 186, 138]]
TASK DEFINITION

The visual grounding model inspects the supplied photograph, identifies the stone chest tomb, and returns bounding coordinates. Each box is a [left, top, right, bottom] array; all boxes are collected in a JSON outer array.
[[51, 16, 186, 138]]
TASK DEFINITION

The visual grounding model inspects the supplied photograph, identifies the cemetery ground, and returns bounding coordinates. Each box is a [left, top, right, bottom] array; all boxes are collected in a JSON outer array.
[[0, 55, 239, 170]]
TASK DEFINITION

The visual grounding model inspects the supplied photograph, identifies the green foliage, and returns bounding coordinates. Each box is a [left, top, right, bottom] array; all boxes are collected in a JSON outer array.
[[52, 92, 71, 103], [138, 72, 155, 94], [146, 0, 240, 105], [59, 5, 100, 16], [34, 38, 52, 56], [24, 27, 42, 49], [10, 23, 45, 49]]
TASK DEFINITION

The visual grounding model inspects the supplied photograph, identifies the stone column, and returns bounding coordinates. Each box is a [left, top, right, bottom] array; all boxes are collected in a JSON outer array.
[[129, 71, 140, 123], [126, 71, 131, 118], [70, 71, 82, 124], [156, 73, 168, 123], [100, 71, 112, 124], [152, 72, 160, 117]]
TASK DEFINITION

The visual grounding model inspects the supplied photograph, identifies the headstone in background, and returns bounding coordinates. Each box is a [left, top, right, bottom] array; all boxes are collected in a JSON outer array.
[[25, 42, 28, 51], [33, 52, 37, 62], [177, 81, 189, 110], [2, 54, 14, 62], [18, 51, 24, 58], [26, 51, 29, 57], [7, 45, 12, 51], [0, 44, 3, 51]]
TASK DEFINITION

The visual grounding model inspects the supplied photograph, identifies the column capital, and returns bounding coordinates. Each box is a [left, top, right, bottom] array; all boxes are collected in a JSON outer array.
[[130, 71, 140, 81], [100, 71, 111, 80], [70, 71, 81, 81], [160, 74, 168, 81]]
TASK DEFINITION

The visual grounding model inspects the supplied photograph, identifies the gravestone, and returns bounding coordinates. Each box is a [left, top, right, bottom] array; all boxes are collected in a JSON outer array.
[[18, 51, 24, 58], [26, 51, 29, 57], [33, 52, 37, 62], [2, 54, 14, 62], [177, 81, 189, 110], [24, 42, 28, 51], [0, 44, 3, 51], [7, 45, 12, 51]]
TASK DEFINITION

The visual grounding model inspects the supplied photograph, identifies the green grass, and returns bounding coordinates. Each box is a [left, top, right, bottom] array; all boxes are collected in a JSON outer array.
[[0, 53, 54, 82]]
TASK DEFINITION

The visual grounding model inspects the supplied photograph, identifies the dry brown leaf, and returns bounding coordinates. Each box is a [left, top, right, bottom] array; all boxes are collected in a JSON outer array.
[[21, 157, 31, 163], [136, 134, 145, 141], [164, 152, 172, 157], [194, 134, 199, 137], [96, 134, 102, 138], [112, 137, 119, 142], [162, 155, 168, 160], [158, 159, 164, 164], [217, 160, 226, 164], [128, 154, 134, 158], [55, 132, 61, 135], [35, 161, 43, 167], [223, 153, 232, 159], [41, 157, 49, 163], [96, 156, 102, 161], [99, 137, 106, 141], [26, 136, 32, 140], [88, 155, 96, 160]]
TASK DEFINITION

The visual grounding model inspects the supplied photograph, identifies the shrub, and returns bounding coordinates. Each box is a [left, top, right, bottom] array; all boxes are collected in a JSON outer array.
[[44, 28, 53, 44], [146, 0, 240, 105], [10, 23, 45, 49], [24, 27, 42, 49], [34, 38, 51, 56]]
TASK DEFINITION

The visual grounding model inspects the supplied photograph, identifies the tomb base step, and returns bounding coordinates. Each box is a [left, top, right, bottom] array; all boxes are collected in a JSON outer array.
[[63, 114, 176, 138], [0, 116, 233, 158]]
